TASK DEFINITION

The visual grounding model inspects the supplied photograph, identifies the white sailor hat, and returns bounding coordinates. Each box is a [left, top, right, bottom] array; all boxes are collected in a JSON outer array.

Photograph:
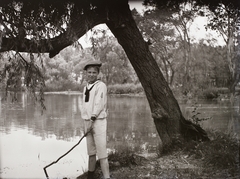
[[83, 60, 102, 70]]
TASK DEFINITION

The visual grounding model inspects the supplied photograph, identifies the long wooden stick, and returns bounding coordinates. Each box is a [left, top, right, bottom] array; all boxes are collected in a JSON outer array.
[[43, 128, 92, 179]]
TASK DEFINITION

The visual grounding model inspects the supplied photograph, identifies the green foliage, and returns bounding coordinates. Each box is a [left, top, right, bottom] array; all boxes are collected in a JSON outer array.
[[107, 83, 144, 94], [90, 31, 138, 85], [0, 52, 45, 109], [44, 79, 81, 92], [201, 88, 219, 99], [188, 103, 212, 125], [189, 131, 239, 169], [144, 0, 240, 11], [191, 43, 229, 88], [108, 150, 137, 168], [159, 130, 239, 169], [106, 130, 239, 178], [136, 3, 233, 93], [138, 7, 178, 86], [0, 0, 238, 97]]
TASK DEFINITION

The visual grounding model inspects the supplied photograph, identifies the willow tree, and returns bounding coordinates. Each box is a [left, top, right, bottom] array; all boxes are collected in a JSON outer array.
[[2, 0, 236, 151]]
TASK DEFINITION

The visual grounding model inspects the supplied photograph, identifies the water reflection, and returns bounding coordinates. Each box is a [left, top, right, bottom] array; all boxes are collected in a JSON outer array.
[[180, 98, 240, 135], [107, 95, 158, 152], [0, 92, 239, 179]]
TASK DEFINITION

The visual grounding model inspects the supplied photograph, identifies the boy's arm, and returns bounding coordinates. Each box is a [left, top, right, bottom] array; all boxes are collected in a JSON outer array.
[[91, 83, 107, 120]]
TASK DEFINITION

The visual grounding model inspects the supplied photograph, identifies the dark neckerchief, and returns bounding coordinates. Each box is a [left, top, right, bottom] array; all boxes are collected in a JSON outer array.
[[84, 80, 99, 102]]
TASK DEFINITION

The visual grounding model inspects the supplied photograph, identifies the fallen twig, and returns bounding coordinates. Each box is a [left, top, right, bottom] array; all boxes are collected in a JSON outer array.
[[43, 128, 92, 179], [181, 156, 190, 165]]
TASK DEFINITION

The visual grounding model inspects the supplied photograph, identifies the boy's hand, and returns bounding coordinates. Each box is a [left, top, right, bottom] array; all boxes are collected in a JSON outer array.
[[91, 116, 96, 122]]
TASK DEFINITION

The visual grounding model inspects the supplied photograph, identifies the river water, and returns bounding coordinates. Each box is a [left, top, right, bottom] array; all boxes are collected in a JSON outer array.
[[0, 93, 239, 179]]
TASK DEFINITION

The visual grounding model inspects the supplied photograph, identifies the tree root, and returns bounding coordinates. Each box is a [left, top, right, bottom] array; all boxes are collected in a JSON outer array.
[[180, 116, 210, 141]]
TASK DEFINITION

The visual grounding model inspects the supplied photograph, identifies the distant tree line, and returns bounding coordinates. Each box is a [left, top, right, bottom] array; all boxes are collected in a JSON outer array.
[[0, 33, 231, 94], [0, 1, 238, 96]]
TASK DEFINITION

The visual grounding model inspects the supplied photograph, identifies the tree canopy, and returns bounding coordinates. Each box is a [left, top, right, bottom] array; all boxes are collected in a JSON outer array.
[[0, 0, 239, 56]]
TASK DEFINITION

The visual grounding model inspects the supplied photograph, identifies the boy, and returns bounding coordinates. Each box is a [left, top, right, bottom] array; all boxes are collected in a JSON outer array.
[[81, 60, 110, 179]]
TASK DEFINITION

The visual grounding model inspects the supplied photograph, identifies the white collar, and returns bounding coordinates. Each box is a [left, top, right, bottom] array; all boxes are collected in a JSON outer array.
[[87, 80, 99, 89]]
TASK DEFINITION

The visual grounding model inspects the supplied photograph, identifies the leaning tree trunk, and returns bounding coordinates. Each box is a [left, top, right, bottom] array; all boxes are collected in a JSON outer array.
[[106, 2, 209, 151], [0, 0, 209, 152]]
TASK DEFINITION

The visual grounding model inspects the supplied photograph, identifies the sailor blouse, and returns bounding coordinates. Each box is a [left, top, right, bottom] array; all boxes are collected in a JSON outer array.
[[81, 80, 107, 120]]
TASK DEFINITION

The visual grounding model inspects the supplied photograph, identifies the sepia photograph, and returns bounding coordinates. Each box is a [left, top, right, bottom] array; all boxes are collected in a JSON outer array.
[[0, 0, 239, 178]]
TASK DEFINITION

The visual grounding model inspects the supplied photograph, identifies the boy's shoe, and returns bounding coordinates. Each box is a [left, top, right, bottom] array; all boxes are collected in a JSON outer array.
[[87, 171, 95, 179]]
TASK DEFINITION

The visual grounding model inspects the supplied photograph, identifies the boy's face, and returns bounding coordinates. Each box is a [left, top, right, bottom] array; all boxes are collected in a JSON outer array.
[[86, 66, 99, 84]]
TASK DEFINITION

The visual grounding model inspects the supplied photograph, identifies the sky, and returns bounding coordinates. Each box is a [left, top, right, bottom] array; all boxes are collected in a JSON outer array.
[[79, 1, 225, 48]]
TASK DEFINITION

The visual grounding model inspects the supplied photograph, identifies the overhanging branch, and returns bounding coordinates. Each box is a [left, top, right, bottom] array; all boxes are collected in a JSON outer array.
[[0, 10, 107, 58]]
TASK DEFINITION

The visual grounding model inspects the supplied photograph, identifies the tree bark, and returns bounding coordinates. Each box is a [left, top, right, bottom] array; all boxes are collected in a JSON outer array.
[[105, 3, 209, 150]]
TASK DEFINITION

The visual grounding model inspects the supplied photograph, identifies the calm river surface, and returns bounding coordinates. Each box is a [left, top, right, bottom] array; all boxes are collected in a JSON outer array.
[[0, 92, 239, 179]]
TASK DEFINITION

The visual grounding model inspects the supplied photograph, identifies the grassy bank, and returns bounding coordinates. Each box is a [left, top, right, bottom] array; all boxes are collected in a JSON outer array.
[[107, 83, 144, 95], [77, 130, 239, 179], [108, 85, 240, 99], [3, 82, 238, 100]]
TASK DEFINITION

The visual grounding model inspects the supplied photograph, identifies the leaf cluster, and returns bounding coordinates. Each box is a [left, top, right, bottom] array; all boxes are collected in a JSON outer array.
[[189, 103, 211, 125], [1, 0, 72, 40], [143, 0, 240, 11], [0, 52, 45, 109], [193, 131, 239, 169]]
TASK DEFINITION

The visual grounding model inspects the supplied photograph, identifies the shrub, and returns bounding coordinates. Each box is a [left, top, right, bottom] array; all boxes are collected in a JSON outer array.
[[44, 79, 82, 92], [185, 131, 239, 169], [108, 149, 136, 168], [107, 83, 143, 94], [202, 88, 219, 99], [188, 103, 211, 125]]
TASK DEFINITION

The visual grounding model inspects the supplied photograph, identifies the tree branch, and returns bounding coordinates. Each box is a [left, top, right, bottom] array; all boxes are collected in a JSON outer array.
[[43, 128, 93, 179], [0, 9, 107, 58]]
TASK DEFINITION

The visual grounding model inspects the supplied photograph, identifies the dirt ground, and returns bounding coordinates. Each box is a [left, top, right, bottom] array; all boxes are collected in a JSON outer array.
[[77, 151, 240, 179]]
